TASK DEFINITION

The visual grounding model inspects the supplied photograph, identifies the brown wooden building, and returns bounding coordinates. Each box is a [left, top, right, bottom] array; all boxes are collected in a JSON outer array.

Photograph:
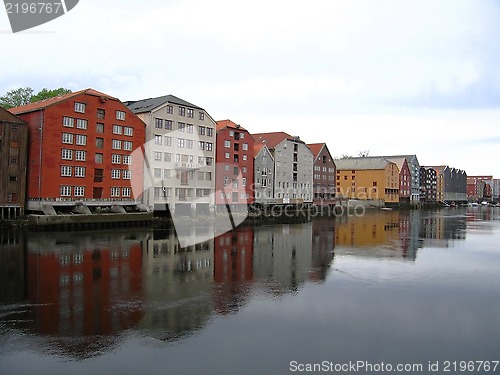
[[0, 107, 28, 219]]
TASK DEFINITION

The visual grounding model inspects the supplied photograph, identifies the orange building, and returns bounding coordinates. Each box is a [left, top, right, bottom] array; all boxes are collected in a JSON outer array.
[[10, 89, 145, 212], [334, 157, 400, 204]]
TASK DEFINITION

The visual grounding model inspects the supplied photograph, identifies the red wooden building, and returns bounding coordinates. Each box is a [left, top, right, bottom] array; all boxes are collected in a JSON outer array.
[[307, 143, 336, 206], [11, 89, 145, 212], [215, 120, 254, 209]]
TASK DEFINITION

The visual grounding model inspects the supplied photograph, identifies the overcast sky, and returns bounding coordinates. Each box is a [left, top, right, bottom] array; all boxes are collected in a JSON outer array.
[[2, 0, 499, 177]]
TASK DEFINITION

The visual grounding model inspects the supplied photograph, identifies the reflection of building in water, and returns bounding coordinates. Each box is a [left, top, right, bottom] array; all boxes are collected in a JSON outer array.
[[310, 219, 335, 282], [213, 226, 254, 315], [419, 210, 467, 247], [335, 211, 417, 260], [139, 227, 214, 341], [253, 223, 313, 294], [0, 230, 25, 303], [25, 231, 146, 339]]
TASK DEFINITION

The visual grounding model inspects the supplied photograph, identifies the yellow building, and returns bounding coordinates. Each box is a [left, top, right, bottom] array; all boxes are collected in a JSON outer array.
[[334, 157, 400, 204]]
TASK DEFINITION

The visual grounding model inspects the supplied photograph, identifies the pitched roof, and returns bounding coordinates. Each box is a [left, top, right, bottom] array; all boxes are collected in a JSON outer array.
[[0, 107, 27, 124], [252, 132, 303, 149], [126, 94, 202, 114], [216, 119, 249, 133], [306, 143, 324, 158], [377, 154, 419, 165], [334, 157, 395, 171], [10, 89, 117, 115], [383, 157, 408, 171]]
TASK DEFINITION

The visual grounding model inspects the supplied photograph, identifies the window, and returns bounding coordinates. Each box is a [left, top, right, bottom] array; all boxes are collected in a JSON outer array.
[[186, 139, 193, 149], [97, 108, 105, 119], [76, 119, 87, 129], [240, 132, 244, 139], [234, 166, 239, 175], [154, 168, 162, 178], [179, 106, 186, 116], [112, 154, 122, 164], [199, 126, 206, 136], [116, 110, 126, 120], [74, 186, 85, 197], [113, 125, 123, 134], [187, 108, 194, 118], [186, 124, 194, 133], [111, 169, 121, 179], [123, 141, 133, 151], [74, 102, 86, 113], [163, 152, 171, 162], [61, 166, 72, 177], [112, 139, 122, 149], [95, 153, 103, 163], [242, 155, 247, 161], [154, 152, 162, 161], [75, 134, 87, 146], [122, 188, 131, 197], [155, 118, 163, 128], [61, 186, 71, 196], [199, 112, 205, 120], [225, 152, 230, 159], [123, 170, 131, 179], [154, 134, 162, 145], [205, 172, 212, 181], [124, 127, 133, 136], [75, 150, 86, 161], [111, 187, 120, 197], [63, 117, 74, 127], [198, 141, 205, 150], [178, 122, 186, 132], [242, 143, 248, 151], [62, 133, 74, 144], [207, 127, 213, 137], [96, 123, 104, 133], [165, 120, 173, 130], [224, 140, 231, 148], [75, 167, 85, 177], [164, 136, 172, 146], [198, 171, 205, 180], [166, 105, 173, 114], [206, 142, 213, 151], [96, 137, 104, 148], [242, 178, 247, 186], [224, 176, 229, 186], [229, 130, 234, 137], [62, 149, 73, 160], [206, 157, 213, 166], [123, 155, 132, 165], [178, 138, 185, 148]]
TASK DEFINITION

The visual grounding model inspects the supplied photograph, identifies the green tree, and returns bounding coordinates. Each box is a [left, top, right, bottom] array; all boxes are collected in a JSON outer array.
[[30, 87, 72, 103], [0, 87, 72, 109], [0, 87, 34, 109]]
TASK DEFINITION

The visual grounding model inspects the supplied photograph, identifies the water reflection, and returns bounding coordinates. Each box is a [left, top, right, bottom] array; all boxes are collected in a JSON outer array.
[[0, 208, 498, 371]]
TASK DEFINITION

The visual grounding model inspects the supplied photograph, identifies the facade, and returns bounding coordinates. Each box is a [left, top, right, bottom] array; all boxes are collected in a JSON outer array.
[[385, 157, 411, 204], [494, 179, 500, 203], [0, 107, 28, 219], [334, 157, 400, 204], [467, 176, 494, 202], [380, 155, 420, 202], [253, 132, 313, 204], [307, 143, 336, 206], [419, 167, 437, 202], [11, 89, 145, 212], [215, 120, 254, 210], [253, 143, 275, 204], [426, 166, 467, 203], [126, 95, 216, 215]]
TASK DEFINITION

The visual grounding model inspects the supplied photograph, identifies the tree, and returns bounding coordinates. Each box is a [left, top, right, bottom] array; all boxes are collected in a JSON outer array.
[[358, 150, 370, 157], [0, 87, 72, 109], [340, 154, 353, 159], [30, 88, 72, 103], [0, 87, 34, 109]]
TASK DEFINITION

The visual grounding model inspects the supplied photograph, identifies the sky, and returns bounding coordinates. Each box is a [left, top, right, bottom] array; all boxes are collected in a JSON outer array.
[[1, 0, 499, 177]]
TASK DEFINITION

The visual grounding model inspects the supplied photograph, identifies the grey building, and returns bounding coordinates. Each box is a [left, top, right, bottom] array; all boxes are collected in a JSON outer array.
[[253, 132, 313, 204], [126, 95, 217, 215], [426, 166, 467, 203], [253, 143, 275, 204]]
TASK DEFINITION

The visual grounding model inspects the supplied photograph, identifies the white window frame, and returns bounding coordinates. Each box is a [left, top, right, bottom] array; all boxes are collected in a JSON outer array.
[[61, 166, 72, 177], [123, 141, 133, 151], [74, 102, 85, 113], [76, 119, 88, 129], [75, 134, 87, 146], [75, 166, 85, 178], [63, 117, 74, 127], [75, 150, 86, 161], [62, 133, 74, 144], [62, 149, 73, 160], [116, 110, 126, 121]]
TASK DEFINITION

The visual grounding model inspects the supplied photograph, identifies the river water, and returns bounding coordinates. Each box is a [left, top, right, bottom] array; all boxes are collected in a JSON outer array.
[[0, 208, 499, 375]]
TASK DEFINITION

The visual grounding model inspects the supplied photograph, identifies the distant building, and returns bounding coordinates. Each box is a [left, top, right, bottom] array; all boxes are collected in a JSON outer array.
[[307, 143, 336, 206], [426, 166, 467, 203], [253, 132, 313, 204], [11, 89, 146, 213], [215, 120, 254, 210], [253, 143, 275, 204], [379, 155, 420, 202], [384, 157, 411, 204], [0, 107, 28, 219], [419, 167, 437, 202], [127, 95, 216, 215], [467, 176, 494, 202], [334, 157, 400, 204], [493, 179, 500, 203]]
